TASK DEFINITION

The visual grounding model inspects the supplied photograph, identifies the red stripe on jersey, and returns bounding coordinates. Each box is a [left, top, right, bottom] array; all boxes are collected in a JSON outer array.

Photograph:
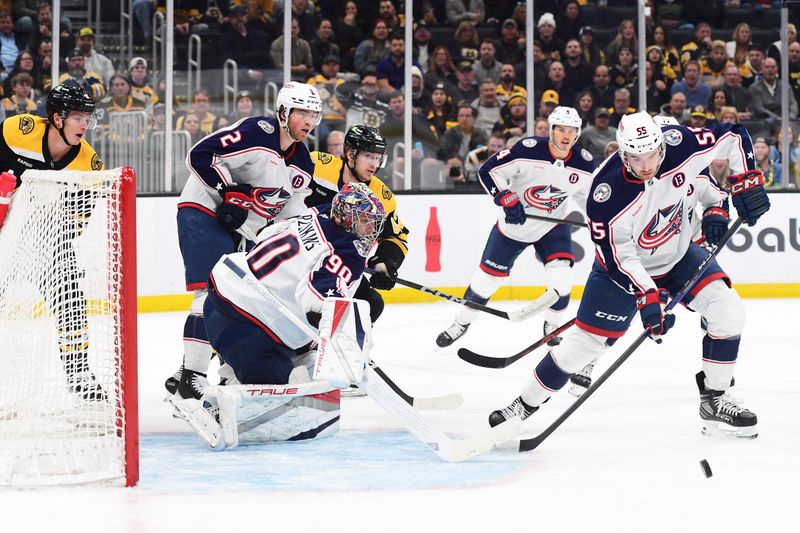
[[186, 281, 208, 290], [178, 202, 216, 217]]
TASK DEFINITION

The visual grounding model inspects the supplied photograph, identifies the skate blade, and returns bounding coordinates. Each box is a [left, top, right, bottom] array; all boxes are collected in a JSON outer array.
[[701, 421, 759, 439], [567, 383, 587, 397], [170, 397, 226, 449], [340, 386, 367, 398]]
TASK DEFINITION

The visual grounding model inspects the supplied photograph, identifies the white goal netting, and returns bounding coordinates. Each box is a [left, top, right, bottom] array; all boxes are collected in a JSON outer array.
[[0, 168, 137, 487]]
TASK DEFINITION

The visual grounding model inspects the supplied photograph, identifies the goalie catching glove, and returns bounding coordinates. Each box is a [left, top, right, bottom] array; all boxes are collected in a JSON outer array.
[[726, 170, 770, 226], [312, 298, 372, 388]]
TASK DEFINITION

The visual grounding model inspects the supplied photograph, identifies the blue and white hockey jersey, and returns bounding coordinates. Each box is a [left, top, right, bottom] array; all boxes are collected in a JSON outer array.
[[587, 122, 753, 294], [479, 136, 595, 242], [179, 116, 315, 238], [208, 206, 366, 349]]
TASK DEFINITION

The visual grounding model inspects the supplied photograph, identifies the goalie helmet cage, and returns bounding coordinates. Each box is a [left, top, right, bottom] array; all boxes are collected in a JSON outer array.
[[0, 167, 138, 487]]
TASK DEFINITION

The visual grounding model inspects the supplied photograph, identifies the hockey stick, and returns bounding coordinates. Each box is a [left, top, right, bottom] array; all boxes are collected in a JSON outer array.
[[368, 268, 558, 322], [223, 258, 463, 410], [457, 317, 578, 369], [512, 218, 744, 453], [525, 213, 588, 228]]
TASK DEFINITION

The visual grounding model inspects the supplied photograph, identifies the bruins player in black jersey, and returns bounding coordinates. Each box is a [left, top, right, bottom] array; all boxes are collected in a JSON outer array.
[[0, 82, 106, 401], [305, 125, 409, 323]]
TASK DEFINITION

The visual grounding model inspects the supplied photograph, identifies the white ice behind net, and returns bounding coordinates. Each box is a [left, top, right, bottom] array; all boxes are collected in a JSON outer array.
[[0, 169, 127, 486]]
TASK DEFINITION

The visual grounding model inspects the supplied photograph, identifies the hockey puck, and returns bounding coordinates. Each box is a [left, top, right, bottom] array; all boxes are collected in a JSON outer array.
[[700, 459, 713, 478]]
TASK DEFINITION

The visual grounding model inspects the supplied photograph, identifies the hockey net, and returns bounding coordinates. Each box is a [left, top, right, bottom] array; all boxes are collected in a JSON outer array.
[[0, 167, 138, 487]]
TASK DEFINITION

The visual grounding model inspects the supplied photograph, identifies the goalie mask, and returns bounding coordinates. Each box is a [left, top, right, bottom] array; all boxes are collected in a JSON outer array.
[[331, 182, 386, 256], [275, 82, 322, 141]]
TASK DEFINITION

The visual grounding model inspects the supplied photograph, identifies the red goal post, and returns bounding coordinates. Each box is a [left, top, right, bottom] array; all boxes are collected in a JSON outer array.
[[0, 167, 138, 487]]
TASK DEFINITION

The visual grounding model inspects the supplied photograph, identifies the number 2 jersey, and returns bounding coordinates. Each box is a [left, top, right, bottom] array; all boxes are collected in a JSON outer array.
[[478, 136, 595, 243], [179, 116, 315, 238], [208, 205, 366, 349], [587, 122, 755, 295]]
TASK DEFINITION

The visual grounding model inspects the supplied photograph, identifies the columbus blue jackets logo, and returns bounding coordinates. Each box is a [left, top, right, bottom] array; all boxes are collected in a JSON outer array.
[[523, 185, 568, 211], [637, 201, 684, 250], [258, 120, 275, 134], [252, 187, 291, 218]]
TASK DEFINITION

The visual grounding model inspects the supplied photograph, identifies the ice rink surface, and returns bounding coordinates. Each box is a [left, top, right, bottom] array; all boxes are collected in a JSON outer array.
[[3, 298, 799, 532]]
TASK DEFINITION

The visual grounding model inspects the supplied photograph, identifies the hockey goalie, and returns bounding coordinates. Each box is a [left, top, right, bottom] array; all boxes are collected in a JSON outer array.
[[169, 182, 385, 449]]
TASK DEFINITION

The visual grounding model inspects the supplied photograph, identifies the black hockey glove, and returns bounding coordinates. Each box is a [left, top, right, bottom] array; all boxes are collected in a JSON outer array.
[[727, 170, 770, 226], [701, 207, 729, 246], [368, 256, 399, 290], [636, 288, 675, 339], [493, 190, 526, 225], [216, 184, 253, 231]]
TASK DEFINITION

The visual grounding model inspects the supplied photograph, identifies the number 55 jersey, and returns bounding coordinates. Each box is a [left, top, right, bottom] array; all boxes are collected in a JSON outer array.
[[208, 205, 366, 349]]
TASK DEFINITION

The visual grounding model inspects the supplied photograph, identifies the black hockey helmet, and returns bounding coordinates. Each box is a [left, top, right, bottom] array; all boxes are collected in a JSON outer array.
[[344, 125, 387, 168], [46, 82, 96, 121]]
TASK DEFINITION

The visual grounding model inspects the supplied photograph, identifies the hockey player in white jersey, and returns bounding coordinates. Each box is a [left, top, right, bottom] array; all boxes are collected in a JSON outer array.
[[168, 82, 322, 401], [436, 106, 594, 347], [489, 112, 770, 439], [171, 182, 386, 447]]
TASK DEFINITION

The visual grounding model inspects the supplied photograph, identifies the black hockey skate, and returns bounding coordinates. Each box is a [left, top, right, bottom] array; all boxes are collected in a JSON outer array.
[[696, 371, 758, 439], [543, 321, 562, 347], [164, 365, 183, 396], [488, 396, 538, 427], [436, 322, 470, 347], [568, 361, 596, 397], [68, 371, 107, 402], [177, 368, 209, 401]]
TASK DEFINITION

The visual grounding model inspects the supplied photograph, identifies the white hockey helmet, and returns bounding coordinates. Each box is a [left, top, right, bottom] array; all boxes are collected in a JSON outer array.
[[616, 111, 665, 172], [653, 115, 679, 127], [548, 106, 582, 142], [276, 82, 323, 137]]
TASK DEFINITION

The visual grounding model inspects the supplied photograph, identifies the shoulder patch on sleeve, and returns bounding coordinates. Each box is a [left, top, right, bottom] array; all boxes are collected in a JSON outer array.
[[663, 129, 683, 146], [581, 148, 593, 161], [318, 152, 333, 164], [257, 119, 275, 134], [19, 115, 34, 135], [521, 138, 537, 148], [592, 183, 612, 203], [91, 153, 103, 170]]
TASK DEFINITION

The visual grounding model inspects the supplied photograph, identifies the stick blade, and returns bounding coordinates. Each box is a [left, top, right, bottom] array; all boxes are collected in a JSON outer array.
[[441, 417, 525, 462], [457, 347, 512, 369]]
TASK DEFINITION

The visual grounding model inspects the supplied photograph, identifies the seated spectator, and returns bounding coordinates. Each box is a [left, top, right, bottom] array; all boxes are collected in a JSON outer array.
[[377, 32, 419, 93], [333, 0, 365, 72], [534, 116, 549, 137], [659, 91, 689, 123], [562, 38, 593, 95], [771, 125, 798, 180], [753, 136, 782, 188], [176, 90, 220, 136], [579, 107, 617, 163], [149, 102, 166, 132], [409, 65, 430, 112], [680, 22, 713, 68], [412, 20, 434, 73], [537, 13, 564, 63], [579, 26, 605, 67], [128, 56, 158, 111], [649, 25, 681, 79], [496, 63, 526, 106], [449, 20, 480, 63], [700, 41, 734, 90], [377, 0, 400, 33], [496, 18, 524, 66], [644, 60, 670, 113], [590, 65, 615, 110], [450, 60, 478, 106], [741, 44, 766, 88], [717, 106, 739, 123], [180, 110, 207, 145], [76, 27, 114, 86], [608, 88, 636, 127], [574, 90, 595, 127], [57, 48, 104, 100], [0, 11, 24, 78], [604, 140, 620, 160], [424, 45, 458, 92], [21, 1, 73, 62], [606, 20, 638, 66], [227, 90, 256, 124], [270, 16, 313, 82], [95, 73, 148, 127], [353, 19, 389, 75], [446, 0, 485, 26], [382, 91, 440, 186], [493, 92, 527, 140], [709, 88, 731, 122], [557, 1, 584, 42], [538, 89, 559, 119], [721, 64, 753, 119], [274, 0, 318, 42], [336, 67, 389, 131], [609, 46, 638, 93], [326, 129, 345, 158], [34, 38, 52, 93], [767, 23, 796, 65], [309, 18, 340, 73], [3, 50, 41, 96], [473, 39, 502, 85], [221, 6, 271, 90], [426, 82, 457, 137], [472, 79, 501, 136], [465, 132, 506, 181], [686, 104, 710, 128], [749, 57, 798, 122], [438, 103, 488, 170], [726, 23, 752, 71], [1, 72, 38, 117], [647, 45, 678, 88], [307, 54, 347, 145], [671, 61, 711, 108]]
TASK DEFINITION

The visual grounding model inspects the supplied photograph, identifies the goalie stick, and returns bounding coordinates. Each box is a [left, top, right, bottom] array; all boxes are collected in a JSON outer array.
[[457, 317, 577, 369], [224, 259, 519, 459], [369, 268, 558, 322], [525, 213, 588, 228], [508, 218, 744, 453]]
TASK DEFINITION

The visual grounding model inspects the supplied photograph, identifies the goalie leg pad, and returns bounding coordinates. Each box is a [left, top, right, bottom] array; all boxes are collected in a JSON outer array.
[[313, 298, 372, 388], [218, 383, 340, 448]]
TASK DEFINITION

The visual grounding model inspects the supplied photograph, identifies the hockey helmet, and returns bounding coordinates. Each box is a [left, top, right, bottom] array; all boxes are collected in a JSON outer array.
[[653, 115, 679, 127], [616, 111, 665, 172], [331, 182, 386, 256], [46, 82, 96, 123], [275, 82, 322, 136], [548, 106, 582, 142], [344, 125, 388, 168]]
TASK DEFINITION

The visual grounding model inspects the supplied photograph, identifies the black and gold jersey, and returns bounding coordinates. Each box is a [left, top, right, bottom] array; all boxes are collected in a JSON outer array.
[[306, 150, 409, 266], [0, 114, 103, 188]]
